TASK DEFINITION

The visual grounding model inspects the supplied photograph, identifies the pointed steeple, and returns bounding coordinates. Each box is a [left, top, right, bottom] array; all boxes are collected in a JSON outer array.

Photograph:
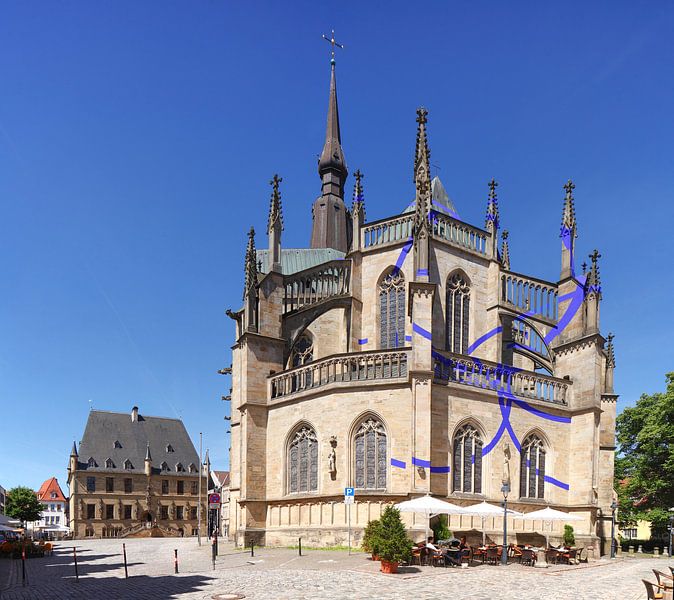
[[267, 174, 284, 233], [244, 227, 258, 300], [585, 249, 602, 334], [311, 57, 349, 252], [501, 230, 511, 271], [71, 441, 78, 457], [317, 60, 348, 196], [352, 169, 365, 221], [267, 175, 283, 273], [145, 443, 152, 462], [561, 179, 577, 235], [413, 107, 432, 281], [560, 179, 578, 280], [485, 178, 500, 231]]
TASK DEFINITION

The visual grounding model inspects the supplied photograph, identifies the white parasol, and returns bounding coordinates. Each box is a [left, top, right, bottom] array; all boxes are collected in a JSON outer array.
[[462, 501, 524, 546]]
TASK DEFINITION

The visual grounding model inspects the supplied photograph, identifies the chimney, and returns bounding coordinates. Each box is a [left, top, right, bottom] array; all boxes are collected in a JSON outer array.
[[131, 406, 139, 422]]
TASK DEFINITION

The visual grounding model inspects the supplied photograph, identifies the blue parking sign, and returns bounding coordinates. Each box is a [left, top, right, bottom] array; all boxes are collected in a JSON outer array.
[[344, 487, 354, 496]]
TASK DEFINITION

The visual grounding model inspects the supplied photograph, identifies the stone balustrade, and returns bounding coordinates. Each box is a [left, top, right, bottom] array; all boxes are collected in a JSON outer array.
[[431, 213, 488, 255], [283, 260, 351, 314], [362, 214, 414, 249], [501, 271, 558, 321], [269, 349, 409, 400], [433, 351, 570, 405]]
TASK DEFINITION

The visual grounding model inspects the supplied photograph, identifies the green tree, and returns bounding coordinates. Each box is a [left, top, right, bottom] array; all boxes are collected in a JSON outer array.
[[375, 506, 413, 564], [6, 486, 44, 525], [615, 373, 674, 533]]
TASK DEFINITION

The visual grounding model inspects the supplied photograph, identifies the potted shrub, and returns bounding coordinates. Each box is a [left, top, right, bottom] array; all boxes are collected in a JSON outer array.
[[563, 525, 575, 547], [376, 506, 413, 574], [362, 518, 382, 560]]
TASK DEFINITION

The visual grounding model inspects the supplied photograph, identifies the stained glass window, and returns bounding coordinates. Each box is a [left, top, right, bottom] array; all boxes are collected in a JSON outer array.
[[446, 273, 470, 353], [288, 426, 318, 494], [520, 435, 546, 499], [452, 424, 482, 494], [354, 418, 387, 489], [379, 270, 405, 349]]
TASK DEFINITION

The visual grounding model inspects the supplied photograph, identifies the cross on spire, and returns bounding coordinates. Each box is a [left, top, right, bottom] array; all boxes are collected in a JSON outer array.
[[564, 179, 576, 197], [590, 248, 601, 263], [322, 30, 344, 63], [489, 177, 498, 199], [416, 107, 428, 125]]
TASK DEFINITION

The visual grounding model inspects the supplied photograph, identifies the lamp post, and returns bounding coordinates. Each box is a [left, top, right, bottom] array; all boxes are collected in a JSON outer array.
[[609, 499, 617, 559], [501, 483, 510, 565]]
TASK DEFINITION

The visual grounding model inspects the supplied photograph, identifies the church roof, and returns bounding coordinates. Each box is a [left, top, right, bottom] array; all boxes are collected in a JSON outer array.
[[77, 408, 200, 476], [403, 176, 460, 219], [36, 477, 66, 502], [257, 248, 345, 275]]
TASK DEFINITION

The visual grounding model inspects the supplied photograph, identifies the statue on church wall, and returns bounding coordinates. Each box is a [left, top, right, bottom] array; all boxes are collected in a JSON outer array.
[[328, 436, 337, 480], [502, 443, 511, 490]]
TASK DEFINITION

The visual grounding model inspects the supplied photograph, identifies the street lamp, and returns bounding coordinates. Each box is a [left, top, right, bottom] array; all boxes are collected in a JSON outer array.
[[501, 483, 510, 566], [609, 499, 618, 559]]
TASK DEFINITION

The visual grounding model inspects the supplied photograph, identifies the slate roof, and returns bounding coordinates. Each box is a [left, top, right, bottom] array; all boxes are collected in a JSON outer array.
[[256, 248, 345, 275], [402, 176, 460, 219], [77, 409, 200, 477], [36, 477, 66, 502]]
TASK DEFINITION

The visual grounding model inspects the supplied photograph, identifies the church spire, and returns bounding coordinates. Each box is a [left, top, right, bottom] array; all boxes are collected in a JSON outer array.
[[585, 248, 602, 334], [605, 332, 616, 393], [243, 227, 259, 332], [485, 178, 500, 231], [501, 230, 510, 271], [352, 169, 365, 219], [310, 45, 349, 253], [267, 174, 283, 273], [560, 179, 578, 281], [413, 107, 431, 281], [586, 249, 601, 296]]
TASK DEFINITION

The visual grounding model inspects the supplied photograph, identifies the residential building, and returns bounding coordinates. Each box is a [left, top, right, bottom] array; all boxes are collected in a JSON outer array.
[[31, 477, 69, 540], [226, 54, 618, 554], [210, 470, 230, 537], [68, 406, 207, 538]]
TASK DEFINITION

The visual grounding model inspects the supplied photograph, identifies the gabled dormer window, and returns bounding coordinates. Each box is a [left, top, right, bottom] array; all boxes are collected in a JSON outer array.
[[123, 459, 133, 470], [50, 492, 57, 499], [188, 463, 197, 474], [87, 457, 97, 468], [105, 458, 115, 469], [176, 463, 185, 473], [166, 444, 174, 453], [114, 440, 122, 449], [161, 461, 169, 472]]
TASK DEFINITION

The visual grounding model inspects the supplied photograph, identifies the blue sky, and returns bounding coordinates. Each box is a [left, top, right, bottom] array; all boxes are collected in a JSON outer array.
[[1, 1, 672, 492]]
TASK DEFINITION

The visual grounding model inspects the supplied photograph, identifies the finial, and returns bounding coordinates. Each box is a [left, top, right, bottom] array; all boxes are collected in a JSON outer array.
[[561, 178, 578, 237], [606, 333, 616, 368], [244, 227, 258, 298], [586, 249, 602, 295], [564, 179, 575, 197], [353, 169, 363, 200], [582, 261, 587, 275], [267, 173, 284, 232], [322, 29, 343, 64], [485, 177, 500, 230], [414, 107, 431, 184], [416, 107, 428, 125], [145, 442, 152, 461], [500, 229, 510, 271]]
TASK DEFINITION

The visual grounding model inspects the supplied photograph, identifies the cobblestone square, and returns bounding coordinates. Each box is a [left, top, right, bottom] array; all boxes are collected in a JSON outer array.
[[0, 538, 669, 599]]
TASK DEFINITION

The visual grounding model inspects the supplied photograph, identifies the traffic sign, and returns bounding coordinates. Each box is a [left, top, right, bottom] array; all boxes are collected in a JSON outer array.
[[344, 487, 355, 504], [208, 493, 221, 505], [344, 487, 354, 496]]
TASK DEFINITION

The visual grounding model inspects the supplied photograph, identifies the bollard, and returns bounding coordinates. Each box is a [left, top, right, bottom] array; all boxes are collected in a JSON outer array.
[[123, 543, 128, 578], [21, 544, 26, 586], [628, 545, 634, 555], [637, 544, 643, 553], [73, 547, 79, 583], [174, 548, 178, 574], [251, 541, 254, 557], [298, 537, 302, 557], [654, 547, 660, 556], [212, 539, 217, 570]]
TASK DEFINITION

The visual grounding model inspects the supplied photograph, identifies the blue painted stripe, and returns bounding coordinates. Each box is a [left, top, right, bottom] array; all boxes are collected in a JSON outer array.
[[511, 398, 572, 423], [390, 458, 406, 469], [430, 465, 451, 473], [357, 338, 368, 345], [412, 322, 433, 340], [416, 269, 429, 276], [465, 326, 503, 355], [405, 335, 412, 342], [544, 475, 570, 491], [411, 457, 431, 468]]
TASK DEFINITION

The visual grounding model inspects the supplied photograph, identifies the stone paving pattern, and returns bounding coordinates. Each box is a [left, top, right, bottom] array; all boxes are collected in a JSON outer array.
[[0, 538, 667, 599]]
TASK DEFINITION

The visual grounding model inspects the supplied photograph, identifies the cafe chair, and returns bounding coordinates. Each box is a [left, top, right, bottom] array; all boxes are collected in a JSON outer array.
[[642, 579, 667, 600]]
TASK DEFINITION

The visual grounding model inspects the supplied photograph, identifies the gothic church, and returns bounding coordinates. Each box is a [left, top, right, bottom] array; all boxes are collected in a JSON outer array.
[[226, 55, 617, 554]]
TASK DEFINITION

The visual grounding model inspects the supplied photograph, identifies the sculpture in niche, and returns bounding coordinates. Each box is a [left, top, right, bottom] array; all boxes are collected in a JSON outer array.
[[328, 436, 337, 479], [502, 442, 511, 489]]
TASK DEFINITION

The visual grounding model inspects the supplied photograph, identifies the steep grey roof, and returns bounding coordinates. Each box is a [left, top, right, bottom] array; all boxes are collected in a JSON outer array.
[[256, 248, 345, 275], [403, 176, 460, 219], [77, 409, 200, 476]]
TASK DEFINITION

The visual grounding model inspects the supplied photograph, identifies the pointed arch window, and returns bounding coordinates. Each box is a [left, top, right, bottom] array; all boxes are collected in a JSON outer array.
[[287, 426, 318, 494], [452, 424, 483, 494], [354, 417, 387, 489], [446, 273, 470, 353], [105, 458, 115, 469], [290, 334, 313, 368], [520, 435, 546, 499], [379, 269, 405, 349]]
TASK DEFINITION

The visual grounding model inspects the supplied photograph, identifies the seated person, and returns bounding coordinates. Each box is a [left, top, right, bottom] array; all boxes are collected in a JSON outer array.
[[459, 536, 471, 559], [425, 536, 439, 551]]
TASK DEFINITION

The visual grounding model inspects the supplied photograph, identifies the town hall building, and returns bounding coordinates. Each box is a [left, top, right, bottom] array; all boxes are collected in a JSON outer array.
[[226, 53, 618, 554]]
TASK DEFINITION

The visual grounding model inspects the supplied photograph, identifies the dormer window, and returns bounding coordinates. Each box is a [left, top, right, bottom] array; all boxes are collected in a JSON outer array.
[[161, 461, 169, 472], [123, 459, 133, 470], [87, 457, 97, 468], [50, 492, 57, 499], [176, 463, 185, 473], [188, 463, 197, 474], [114, 440, 122, 449], [166, 444, 174, 453], [105, 458, 115, 469]]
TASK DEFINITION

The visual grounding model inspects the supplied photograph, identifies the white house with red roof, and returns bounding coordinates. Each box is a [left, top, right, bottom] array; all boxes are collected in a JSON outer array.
[[30, 477, 69, 539]]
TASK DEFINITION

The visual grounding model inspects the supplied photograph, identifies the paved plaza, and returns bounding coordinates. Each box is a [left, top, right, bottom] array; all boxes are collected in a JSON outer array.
[[0, 538, 668, 600]]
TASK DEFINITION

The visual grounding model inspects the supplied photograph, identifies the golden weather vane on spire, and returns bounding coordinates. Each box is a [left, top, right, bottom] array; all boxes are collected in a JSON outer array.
[[322, 29, 344, 62]]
